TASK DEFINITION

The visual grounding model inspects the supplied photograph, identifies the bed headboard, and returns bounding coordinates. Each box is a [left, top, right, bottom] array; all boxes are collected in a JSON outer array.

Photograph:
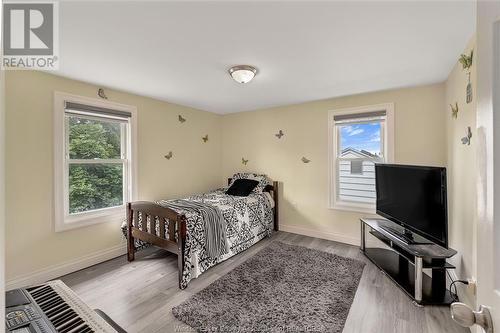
[[227, 178, 279, 231]]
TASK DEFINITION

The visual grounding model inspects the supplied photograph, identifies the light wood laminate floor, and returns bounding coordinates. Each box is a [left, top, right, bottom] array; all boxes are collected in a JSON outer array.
[[61, 232, 468, 333]]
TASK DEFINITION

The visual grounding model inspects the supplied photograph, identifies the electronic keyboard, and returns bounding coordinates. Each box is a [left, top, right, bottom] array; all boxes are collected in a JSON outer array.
[[5, 280, 125, 333]]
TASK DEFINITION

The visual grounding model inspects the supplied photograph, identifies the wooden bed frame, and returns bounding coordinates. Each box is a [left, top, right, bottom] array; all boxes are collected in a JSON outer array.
[[126, 179, 279, 289]]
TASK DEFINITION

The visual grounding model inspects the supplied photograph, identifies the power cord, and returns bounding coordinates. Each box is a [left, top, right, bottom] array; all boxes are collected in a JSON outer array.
[[447, 270, 468, 302]]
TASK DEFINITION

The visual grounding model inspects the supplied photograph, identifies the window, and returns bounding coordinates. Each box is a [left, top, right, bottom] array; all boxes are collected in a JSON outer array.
[[54, 93, 137, 231], [328, 104, 394, 213]]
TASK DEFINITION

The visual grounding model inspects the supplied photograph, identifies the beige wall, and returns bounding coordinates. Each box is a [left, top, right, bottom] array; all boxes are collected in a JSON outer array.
[[1, 68, 6, 314], [5, 71, 222, 283], [445, 38, 477, 306], [6, 63, 475, 295], [221, 84, 446, 243]]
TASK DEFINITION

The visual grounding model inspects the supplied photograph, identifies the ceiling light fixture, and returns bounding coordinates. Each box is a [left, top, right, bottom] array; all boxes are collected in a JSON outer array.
[[228, 65, 257, 84]]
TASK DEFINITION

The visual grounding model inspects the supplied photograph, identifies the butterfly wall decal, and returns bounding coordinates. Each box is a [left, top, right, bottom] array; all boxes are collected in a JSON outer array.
[[450, 102, 458, 119], [275, 130, 284, 139], [459, 50, 473, 71], [178, 115, 186, 123], [97, 88, 108, 100], [242, 158, 249, 165], [301, 157, 311, 163], [164, 151, 173, 159], [461, 127, 472, 145], [202, 135, 209, 143]]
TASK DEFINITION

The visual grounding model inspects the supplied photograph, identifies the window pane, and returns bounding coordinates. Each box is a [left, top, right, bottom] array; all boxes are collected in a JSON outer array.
[[69, 164, 123, 214], [337, 120, 382, 205], [339, 122, 382, 158], [350, 160, 364, 174], [68, 115, 122, 159], [338, 160, 376, 204]]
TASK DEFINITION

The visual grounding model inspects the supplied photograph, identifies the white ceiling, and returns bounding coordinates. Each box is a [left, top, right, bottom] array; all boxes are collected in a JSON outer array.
[[56, 1, 475, 114]]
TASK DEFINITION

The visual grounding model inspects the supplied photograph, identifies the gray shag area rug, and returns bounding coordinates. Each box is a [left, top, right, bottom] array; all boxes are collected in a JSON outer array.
[[172, 241, 365, 333]]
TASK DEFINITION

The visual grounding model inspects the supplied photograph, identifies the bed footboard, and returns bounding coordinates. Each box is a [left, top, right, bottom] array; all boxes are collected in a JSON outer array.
[[126, 201, 187, 288]]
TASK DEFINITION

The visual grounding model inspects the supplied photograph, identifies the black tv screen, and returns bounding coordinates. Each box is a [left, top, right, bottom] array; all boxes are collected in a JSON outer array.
[[375, 164, 448, 248]]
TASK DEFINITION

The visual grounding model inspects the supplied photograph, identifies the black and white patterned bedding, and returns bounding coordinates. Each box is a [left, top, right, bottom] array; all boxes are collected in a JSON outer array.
[[122, 188, 274, 289]]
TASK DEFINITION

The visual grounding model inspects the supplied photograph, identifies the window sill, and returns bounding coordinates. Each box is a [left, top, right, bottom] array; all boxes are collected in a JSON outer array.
[[330, 202, 376, 214], [56, 206, 126, 232]]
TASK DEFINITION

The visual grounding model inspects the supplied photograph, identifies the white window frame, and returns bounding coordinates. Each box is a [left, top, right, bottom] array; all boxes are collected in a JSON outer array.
[[328, 103, 394, 213], [54, 92, 138, 232]]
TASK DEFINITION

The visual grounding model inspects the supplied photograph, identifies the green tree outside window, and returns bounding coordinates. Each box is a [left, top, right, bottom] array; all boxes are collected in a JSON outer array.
[[68, 116, 125, 214]]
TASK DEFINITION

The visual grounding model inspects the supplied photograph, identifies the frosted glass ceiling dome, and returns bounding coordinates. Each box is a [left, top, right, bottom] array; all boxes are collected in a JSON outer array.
[[228, 65, 258, 84]]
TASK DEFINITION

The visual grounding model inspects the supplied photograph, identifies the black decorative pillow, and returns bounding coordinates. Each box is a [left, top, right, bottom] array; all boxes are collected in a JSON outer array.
[[226, 179, 259, 197], [229, 173, 272, 193]]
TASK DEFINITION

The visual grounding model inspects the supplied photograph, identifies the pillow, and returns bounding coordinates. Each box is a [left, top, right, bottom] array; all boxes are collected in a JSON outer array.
[[226, 179, 259, 197], [229, 173, 272, 193]]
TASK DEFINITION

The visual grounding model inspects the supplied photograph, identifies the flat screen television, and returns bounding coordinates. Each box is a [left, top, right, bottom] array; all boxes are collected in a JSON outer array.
[[375, 164, 448, 248]]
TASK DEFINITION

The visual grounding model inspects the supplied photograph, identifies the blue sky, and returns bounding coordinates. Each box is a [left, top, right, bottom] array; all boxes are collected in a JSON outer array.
[[340, 122, 381, 154]]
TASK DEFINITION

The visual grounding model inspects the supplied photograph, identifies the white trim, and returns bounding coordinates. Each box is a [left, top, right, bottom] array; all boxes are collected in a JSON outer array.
[[332, 202, 377, 214], [327, 103, 394, 213], [5, 244, 127, 291], [67, 159, 125, 164], [61, 207, 125, 231], [53, 91, 138, 232], [280, 224, 381, 248], [281, 224, 360, 246]]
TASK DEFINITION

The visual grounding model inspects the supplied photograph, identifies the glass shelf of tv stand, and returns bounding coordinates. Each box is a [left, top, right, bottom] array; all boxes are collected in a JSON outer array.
[[368, 230, 456, 269], [361, 218, 457, 260]]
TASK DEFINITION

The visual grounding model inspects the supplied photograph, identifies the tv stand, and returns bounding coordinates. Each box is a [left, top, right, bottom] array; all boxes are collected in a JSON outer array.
[[379, 225, 433, 245], [360, 218, 457, 305]]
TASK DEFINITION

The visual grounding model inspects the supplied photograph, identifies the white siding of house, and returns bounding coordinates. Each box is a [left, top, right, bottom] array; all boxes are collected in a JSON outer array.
[[338, 160, 376, 204], [341, 151, 363, 159]]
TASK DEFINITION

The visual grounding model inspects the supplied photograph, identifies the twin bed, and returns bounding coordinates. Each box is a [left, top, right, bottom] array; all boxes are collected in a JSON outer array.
[[124, 173, 279, 289]]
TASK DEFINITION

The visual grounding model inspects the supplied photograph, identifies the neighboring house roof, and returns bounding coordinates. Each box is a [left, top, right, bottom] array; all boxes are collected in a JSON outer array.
[[340, 147, 377, 158]]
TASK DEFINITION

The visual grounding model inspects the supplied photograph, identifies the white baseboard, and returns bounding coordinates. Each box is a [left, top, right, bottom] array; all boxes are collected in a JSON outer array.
[[6, 243, 127, 291], [279, 224, 406, 249], [280, 224, 360, 246]]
